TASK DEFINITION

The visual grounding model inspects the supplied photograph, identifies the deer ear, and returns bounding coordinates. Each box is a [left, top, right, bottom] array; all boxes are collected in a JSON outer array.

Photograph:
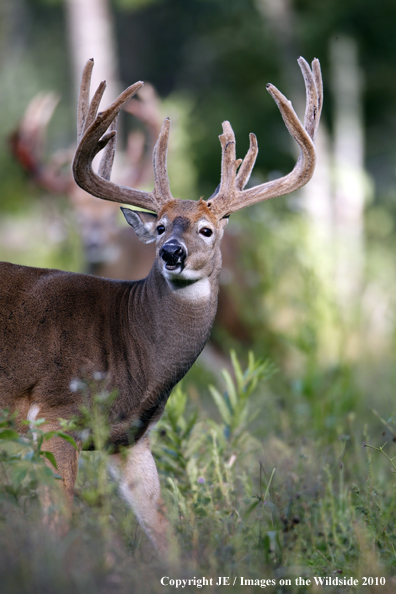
[[121, 207, 158, 244]]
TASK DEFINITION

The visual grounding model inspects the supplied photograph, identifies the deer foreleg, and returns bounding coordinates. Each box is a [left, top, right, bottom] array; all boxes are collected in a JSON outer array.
[[110, 435, 172, 558], [38, 423, 80, 537]]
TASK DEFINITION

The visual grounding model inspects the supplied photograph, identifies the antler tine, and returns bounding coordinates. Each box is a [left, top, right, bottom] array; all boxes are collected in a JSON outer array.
[[208, 122, 242, 214], [77, 59, 108, 142], [152, 118, 173, 204], [207, 57, 322, 218], [73, 60, 175, 213], [235, 133, 258, 191], [298, 56, 322, 142], [84, 80, 107, 134], [77, 59, 94, 143], [219, 121, 242, 194], [98, 115, 118, 181], [312, 58, 323, 139], [74, 76, 143, 173]]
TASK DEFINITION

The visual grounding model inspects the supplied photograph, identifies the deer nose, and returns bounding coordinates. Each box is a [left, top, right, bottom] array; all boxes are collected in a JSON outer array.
[[159, 242, 186, 266]]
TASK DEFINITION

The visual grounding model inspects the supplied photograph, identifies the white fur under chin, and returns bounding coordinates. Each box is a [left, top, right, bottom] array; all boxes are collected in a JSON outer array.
[[172, 277, 211, 301], [161, 264, 211, 301]]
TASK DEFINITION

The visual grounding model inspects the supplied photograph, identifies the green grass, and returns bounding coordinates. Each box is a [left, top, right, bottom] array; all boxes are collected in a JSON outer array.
[[0, 351, 396, 593]]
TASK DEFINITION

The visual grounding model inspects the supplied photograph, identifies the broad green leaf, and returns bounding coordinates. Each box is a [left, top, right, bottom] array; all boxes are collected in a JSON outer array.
[[0, 429, 19, 441], [29, 418, 46, 427], [42, 451, 58, 469], [41, 431, 78, 450], [54, 432, 78, 450], [42, 431, 58, 441]]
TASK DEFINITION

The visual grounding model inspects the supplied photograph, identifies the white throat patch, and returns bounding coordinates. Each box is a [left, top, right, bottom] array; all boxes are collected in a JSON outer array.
[[169, 277, 211, 301]]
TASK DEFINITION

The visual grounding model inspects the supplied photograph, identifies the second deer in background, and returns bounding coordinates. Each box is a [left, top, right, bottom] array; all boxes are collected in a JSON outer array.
[[10, 83, 254, 349]]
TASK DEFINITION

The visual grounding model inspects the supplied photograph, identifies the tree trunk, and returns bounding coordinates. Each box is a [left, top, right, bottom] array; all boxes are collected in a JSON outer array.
[[65, 0, 120, 104], [254, 0, 334, 262], [330, 36, 365, 309]]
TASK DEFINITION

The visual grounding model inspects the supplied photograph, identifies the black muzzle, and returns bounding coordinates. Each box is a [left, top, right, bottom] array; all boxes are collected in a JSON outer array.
[[160, 242, 186, 270]]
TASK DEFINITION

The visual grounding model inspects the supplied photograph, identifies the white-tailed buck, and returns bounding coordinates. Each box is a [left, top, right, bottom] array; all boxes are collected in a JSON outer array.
[[10, 85, 253, 349], [0, 57, 322, 555]]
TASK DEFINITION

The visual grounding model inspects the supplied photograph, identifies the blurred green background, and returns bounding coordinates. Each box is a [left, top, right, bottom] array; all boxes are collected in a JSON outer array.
[[2, 0, 396, 588]]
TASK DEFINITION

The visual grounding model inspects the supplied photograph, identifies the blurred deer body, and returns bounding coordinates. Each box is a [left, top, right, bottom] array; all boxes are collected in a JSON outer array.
[[1, 58, 322, 556]]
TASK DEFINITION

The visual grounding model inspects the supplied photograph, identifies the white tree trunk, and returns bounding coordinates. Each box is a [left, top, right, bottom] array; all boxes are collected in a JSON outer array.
[[65, 0, 120, 104], [65, 0, 123, 177], [302, 126, 334, 279], [330, 36, 365, 308], [255, 0, 334, 259]]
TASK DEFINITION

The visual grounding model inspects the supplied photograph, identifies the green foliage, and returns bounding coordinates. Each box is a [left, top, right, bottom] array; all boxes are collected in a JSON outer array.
[[64, 384, 121, 538], [209, 350, 277, 441], [0, 409, 77, 509], [0, 353, 396, 590]]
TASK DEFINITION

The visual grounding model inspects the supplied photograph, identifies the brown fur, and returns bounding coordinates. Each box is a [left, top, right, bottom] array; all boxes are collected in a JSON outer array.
[[158, 198, 218, 225], [0, 199, 225, 556]]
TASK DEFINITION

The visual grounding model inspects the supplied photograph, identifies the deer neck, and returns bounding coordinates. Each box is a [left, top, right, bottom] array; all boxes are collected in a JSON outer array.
[[129, 253, 221, 381], [146, 254, 220, 342], [104, 253, 221, 447]]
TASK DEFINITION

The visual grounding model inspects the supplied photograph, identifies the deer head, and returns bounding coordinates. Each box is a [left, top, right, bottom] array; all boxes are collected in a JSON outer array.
[[73, 58, 322, 291]]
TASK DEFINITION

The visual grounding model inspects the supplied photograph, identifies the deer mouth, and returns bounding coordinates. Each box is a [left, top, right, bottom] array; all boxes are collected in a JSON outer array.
[[162, 259, 187, 279], [165, 262, 182, 271]]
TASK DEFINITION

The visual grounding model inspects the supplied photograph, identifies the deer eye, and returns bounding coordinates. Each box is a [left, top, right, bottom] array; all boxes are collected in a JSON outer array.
[[156, 225, 165, 235], [199, 227, 213, 238]]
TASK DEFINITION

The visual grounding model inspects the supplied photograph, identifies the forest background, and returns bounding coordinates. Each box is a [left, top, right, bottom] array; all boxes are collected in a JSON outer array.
[[1, 0, 396, 592]]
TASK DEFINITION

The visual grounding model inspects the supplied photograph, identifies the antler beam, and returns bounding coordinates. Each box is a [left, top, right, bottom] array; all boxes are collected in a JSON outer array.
[[72, 59, 174, 213], [207, 57, 323, 218]]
